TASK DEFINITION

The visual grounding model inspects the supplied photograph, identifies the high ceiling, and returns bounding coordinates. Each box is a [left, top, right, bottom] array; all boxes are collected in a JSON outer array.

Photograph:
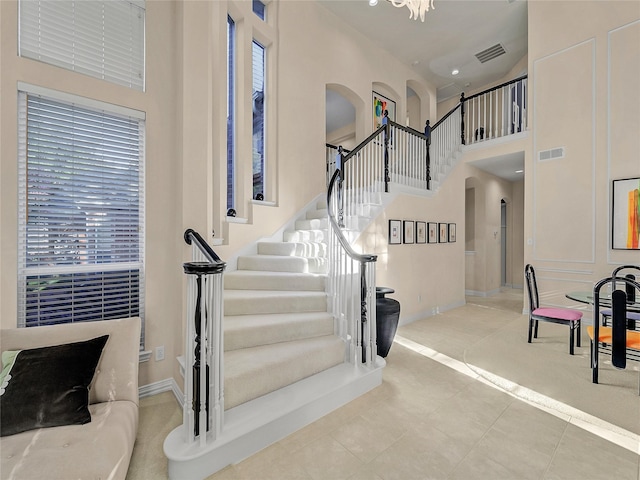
[[318, 0, 528, 102], [320, 0, 528, 182]]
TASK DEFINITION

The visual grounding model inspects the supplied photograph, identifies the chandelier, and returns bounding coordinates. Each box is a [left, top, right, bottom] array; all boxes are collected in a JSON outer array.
[[389, 0, 435, 22]]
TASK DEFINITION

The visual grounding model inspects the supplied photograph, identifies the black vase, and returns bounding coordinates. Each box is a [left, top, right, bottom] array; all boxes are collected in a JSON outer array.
[[376, 287, 400, 358]]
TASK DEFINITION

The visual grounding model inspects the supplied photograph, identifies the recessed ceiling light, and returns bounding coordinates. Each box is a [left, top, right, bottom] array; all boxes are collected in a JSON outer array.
[[369, 0, 378, 6], [515, 169, 524, 173], [451, 69, 459, 76]]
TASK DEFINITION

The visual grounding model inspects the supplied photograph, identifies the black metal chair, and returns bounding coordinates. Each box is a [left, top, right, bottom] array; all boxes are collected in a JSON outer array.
[[588, 276, 640, 394], [524, 264, 583, 354], [599, 265, 640, 332]]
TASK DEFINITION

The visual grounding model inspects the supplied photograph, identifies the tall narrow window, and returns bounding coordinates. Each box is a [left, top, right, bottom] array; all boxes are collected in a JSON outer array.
[[252, 0, 266, 20], [227, 16, 236, 211], [19, 0, 145, 91], [17, 89, 145, 345], [252, 40, 265, 199]]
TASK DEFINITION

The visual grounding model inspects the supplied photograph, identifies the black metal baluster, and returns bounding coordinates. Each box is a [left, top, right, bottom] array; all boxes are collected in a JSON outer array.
[[424, 120, 431, 190], [460, 93, 466, 145]]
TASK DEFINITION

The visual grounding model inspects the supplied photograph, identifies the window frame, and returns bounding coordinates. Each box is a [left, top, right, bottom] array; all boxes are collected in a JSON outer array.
[[17, 84, 146, 347]]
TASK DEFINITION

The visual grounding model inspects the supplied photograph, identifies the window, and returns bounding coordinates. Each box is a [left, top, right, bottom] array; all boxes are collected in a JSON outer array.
[[227, 16, 236, 211], [17, 88, 145, 346], [252, 0, 266, 20], [19, 0, 145, 91], [252, 40, 265, 199]]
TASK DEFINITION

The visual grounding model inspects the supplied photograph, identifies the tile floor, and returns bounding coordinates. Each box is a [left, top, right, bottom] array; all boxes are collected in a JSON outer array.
[[127, 289, 640, 480]]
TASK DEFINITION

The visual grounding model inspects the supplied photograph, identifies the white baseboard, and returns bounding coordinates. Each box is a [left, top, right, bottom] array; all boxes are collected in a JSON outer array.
[[465, 288, 501, 297], [398, 299, 466, 326], [139, 378, 183, 406]]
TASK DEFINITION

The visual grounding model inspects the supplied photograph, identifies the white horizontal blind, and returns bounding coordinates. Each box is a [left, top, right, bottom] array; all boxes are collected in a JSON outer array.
[[19, 0, 145, 91], [17, 90, 145, 346]]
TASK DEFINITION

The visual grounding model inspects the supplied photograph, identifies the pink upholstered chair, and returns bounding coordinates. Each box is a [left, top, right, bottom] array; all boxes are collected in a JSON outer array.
[[525, 264, 583, 355]]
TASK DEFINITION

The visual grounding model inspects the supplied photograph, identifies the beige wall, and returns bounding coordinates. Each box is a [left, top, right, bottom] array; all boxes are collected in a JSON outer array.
[[0, 0, 182, 387], [1, 0, 637, 390], [525, 1, 640, 316], [0, 0, 437, 388]]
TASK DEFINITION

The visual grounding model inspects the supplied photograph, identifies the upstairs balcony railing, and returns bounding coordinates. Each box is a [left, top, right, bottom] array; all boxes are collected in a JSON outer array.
[[325, 77, 527, 363], [462, 75, 528, 145]]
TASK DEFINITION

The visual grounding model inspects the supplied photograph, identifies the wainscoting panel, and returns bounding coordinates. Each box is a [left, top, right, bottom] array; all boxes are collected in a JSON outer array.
[[533, 39, 596, 264]]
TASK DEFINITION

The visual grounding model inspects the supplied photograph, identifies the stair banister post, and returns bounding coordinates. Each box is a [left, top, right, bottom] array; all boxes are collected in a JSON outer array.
[[383, 110, 390, 193], [337, 146, 344, 228], [424, 120, 431, 190], [460, 93, 466, 145]]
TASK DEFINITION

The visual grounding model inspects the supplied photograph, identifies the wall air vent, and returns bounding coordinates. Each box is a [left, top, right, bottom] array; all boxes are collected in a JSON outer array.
[[475, 44, 506, 64], [538, 147, 565, 161]]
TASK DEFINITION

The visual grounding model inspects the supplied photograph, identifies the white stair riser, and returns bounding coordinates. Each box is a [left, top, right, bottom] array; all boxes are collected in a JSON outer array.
[[225, 272, 326, 291], [237, 255, 308, 273], [295, 217, 328, 230], [258, 241, 327, 258], [283, 229, 329, 243], [224, 312, 334, 351], [224, 335, 345, 409], [306, 208, 328, 220], [224, 291, 327, 316]]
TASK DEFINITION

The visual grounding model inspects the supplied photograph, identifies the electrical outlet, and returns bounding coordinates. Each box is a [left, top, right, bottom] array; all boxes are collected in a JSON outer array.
[[155, 346, 165, 361]]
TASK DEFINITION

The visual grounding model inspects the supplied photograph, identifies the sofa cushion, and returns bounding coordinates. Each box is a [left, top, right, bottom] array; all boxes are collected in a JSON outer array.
[[0, 317, 141, 405], [1, 400, 138, 480], [0, 335, 108, 437]]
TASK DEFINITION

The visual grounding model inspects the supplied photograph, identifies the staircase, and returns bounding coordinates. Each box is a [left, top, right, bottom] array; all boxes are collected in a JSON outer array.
[[165, 199, 385, 480], [166, 90, 479, 478], [223, 199, 344, 410]]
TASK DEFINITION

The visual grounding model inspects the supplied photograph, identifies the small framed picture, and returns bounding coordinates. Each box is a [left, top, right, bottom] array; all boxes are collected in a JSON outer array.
[[438, 223, 448, 243], [428, 222, 438, 243], [448, 223, 457, 242], [403, 220, 415, 244], [416, 221, 426, 244], [388, 219, 402, 245]]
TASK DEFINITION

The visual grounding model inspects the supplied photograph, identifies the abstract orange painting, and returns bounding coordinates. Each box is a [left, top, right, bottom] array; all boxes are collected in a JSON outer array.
[[612, 177, 640, 250]]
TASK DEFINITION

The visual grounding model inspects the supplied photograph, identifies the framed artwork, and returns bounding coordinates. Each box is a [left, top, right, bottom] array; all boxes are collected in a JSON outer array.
[[438, 223, 448, 243], [403, 220, 415, 244], [373, 91, 396, 129], [612, 177, 640, 250], [388, 219, 402, 245], [448, 223, 457, 243], [428, 222, 438, 243], [416, 221, 426, 244]]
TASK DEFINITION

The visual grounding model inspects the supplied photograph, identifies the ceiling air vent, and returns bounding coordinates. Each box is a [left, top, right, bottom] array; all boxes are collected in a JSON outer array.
[[538, 147, 565, 161], [475, 44, 506, 64]]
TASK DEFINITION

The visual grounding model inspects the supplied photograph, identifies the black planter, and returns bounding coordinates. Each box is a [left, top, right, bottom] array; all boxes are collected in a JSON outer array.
[[376, 287, 401, 358]]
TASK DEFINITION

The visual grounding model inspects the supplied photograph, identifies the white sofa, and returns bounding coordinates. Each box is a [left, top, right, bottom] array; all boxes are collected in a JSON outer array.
[[0, 317, 141, 480]]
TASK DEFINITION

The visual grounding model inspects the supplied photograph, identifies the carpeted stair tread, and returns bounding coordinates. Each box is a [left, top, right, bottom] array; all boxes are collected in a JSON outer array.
[[258, 241, 327, 258], [295, 217, 328, 231], [237, 254, 308, 273], [283, 229, 329, 243], [225, 334, 345, 409], [225, 270, 326, 291], [224, 289, 327, 316], [306, 208, 328, 220], [224, 311, 334, 351]]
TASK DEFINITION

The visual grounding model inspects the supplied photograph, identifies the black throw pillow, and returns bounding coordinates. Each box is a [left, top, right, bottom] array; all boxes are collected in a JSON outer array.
[[0, 334, 109, 437]]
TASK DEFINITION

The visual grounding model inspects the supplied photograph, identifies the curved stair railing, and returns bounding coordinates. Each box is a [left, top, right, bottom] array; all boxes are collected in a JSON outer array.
[[182, 228, 226, 445], [327, 157, 378, 365]]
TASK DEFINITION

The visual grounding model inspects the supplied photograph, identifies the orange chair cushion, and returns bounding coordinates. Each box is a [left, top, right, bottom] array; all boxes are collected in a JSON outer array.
[[587, 326, 640, 350]]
